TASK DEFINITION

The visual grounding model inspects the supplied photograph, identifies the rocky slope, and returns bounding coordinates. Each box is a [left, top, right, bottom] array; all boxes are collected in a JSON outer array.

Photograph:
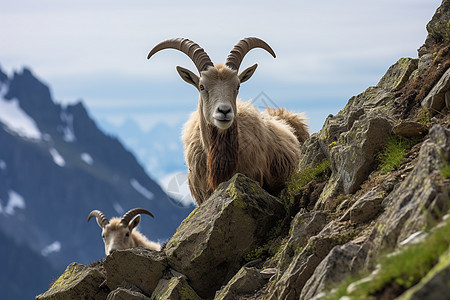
[[37, 1, 450, 299]]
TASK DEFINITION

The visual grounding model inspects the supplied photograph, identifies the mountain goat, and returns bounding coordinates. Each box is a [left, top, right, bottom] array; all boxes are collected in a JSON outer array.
[[147, 37, 309, 205], [88, 208, 161, 255]]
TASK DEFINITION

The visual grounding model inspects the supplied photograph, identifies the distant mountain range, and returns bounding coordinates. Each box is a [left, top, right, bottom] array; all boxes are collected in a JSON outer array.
[[0, 65, 195, 299], [98, 117, 194, 206]]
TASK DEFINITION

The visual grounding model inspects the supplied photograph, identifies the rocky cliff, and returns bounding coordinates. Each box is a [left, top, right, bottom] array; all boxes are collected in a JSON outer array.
[[37, 1, 450, 299]]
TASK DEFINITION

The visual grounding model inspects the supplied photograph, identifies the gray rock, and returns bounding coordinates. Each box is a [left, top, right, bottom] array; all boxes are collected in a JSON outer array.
[[108, 288, 151, 300], [151, 276, 202, 300], [266, 220, 356, 300], [104, 248, 167, 296], [214, 267, 267, 300], [340, 188, 384, 224], [317, 111, 393, 208], [164, 173, 285, 299], [301, 243, 363, 300], [377, 57, 418, 92], [425, 0, 450, 44], [422, 68, 450, 112], [36, 262, 107, 300], [393, 120, 429, 138], [367, 125, 450, 262], [278, 211, 328, 272]]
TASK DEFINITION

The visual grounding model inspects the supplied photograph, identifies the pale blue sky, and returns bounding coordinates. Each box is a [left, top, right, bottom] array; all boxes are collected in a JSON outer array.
[[0, 0, 441, 134]]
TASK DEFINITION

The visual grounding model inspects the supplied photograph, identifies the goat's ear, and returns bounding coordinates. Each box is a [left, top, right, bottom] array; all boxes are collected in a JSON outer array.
[[238, 64, 258, 83], [176, 66, 200, 88], [128, 215, 141, 231]]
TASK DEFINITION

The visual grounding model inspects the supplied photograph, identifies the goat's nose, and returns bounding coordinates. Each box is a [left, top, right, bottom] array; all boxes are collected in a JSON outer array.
[[217, 105, 232, 116], [108, 248, 117, 255]]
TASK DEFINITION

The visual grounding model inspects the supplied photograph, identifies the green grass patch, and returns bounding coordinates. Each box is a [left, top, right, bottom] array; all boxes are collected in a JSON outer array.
[[416, 108, 432, 125], [377, 136, 416, 174], [323, 220, 450, 299], [440, 161, 450, 179], [283, 160, 331, 200]]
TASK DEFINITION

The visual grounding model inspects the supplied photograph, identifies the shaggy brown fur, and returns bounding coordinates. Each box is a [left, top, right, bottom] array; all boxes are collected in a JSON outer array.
[[207, 121, 240, 190], [265, 107, 309, 143]]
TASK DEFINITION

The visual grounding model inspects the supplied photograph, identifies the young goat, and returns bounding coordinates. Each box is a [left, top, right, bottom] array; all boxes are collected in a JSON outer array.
[[148, 38, 309, 205], [88, 208, 161, 255]]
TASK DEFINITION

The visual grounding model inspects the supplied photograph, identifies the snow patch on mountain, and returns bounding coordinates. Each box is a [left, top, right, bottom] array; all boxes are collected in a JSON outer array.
[[49, 148, 66, 167], [80, 153, 94, 165], [130, 178, 154, 200], [0, 97, 42, 140], [0, 160, 6, 170], [3, 190, 26, 215], [59, 111, 76, 142]]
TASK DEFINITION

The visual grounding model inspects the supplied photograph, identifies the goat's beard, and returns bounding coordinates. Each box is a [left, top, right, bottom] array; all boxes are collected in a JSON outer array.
[[207, 120, 239, 190]]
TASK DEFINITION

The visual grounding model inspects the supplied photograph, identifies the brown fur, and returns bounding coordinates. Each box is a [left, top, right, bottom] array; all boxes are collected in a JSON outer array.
[[265, 107, 309, 143], [207, 121, 239, 190]]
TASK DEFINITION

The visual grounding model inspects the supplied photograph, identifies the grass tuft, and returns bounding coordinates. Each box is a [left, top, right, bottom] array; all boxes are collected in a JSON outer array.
[[282, 160, 331, 203], [377, 136, 415, 174]]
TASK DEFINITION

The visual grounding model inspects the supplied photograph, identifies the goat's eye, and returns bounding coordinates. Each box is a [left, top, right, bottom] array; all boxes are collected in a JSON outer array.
[[125, 232, 130, 238], [199, 85, 205, 91]]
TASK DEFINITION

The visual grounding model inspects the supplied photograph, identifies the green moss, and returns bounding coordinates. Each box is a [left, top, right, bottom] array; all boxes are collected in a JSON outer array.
[[50, 264, 82, 289], [439, 160, 450, 179], [328, 141, 337, 149], [377, 136, 416, 174], [282, 159, 331, 204], [416, 108, 432, 125], [244, 246, 264, 262], [323, 220, 450, 300]]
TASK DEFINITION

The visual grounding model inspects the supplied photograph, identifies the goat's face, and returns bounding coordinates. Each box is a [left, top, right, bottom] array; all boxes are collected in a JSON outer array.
[[101, 216, 140, 255], [176, 64, 257, 130]]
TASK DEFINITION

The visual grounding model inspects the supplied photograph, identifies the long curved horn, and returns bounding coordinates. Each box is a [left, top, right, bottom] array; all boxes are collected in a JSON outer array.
[[147, 38, 214, 73], [87, 210, 109, 228], [225, 37, 276, 71], [121, 208, 155, 225]]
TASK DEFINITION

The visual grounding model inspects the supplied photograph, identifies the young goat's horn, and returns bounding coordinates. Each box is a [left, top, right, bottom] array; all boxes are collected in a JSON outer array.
[[147, 38, 214, 73], [87, 210, 110, 228], [225, 37, 276, 71], [121, 208, 155, 225]]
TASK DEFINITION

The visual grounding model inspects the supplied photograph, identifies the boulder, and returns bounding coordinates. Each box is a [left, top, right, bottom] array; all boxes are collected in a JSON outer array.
[[151, 276, 202, 300], [277, 211, 328, 272], [36, 262, 107, 300], [164, 173, 285, 299], [104, 248, 167, 296], [425, 0, 450, 44], [300, 243, 364, 299], [377, 57, 418, 92], [422, 68, 450, 112], [317, 111, 393, 208], [393, 120, 429, 138], [214, 267, 267, 300], [266, 220, 357, 300], [340, 188, 384, 224]]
